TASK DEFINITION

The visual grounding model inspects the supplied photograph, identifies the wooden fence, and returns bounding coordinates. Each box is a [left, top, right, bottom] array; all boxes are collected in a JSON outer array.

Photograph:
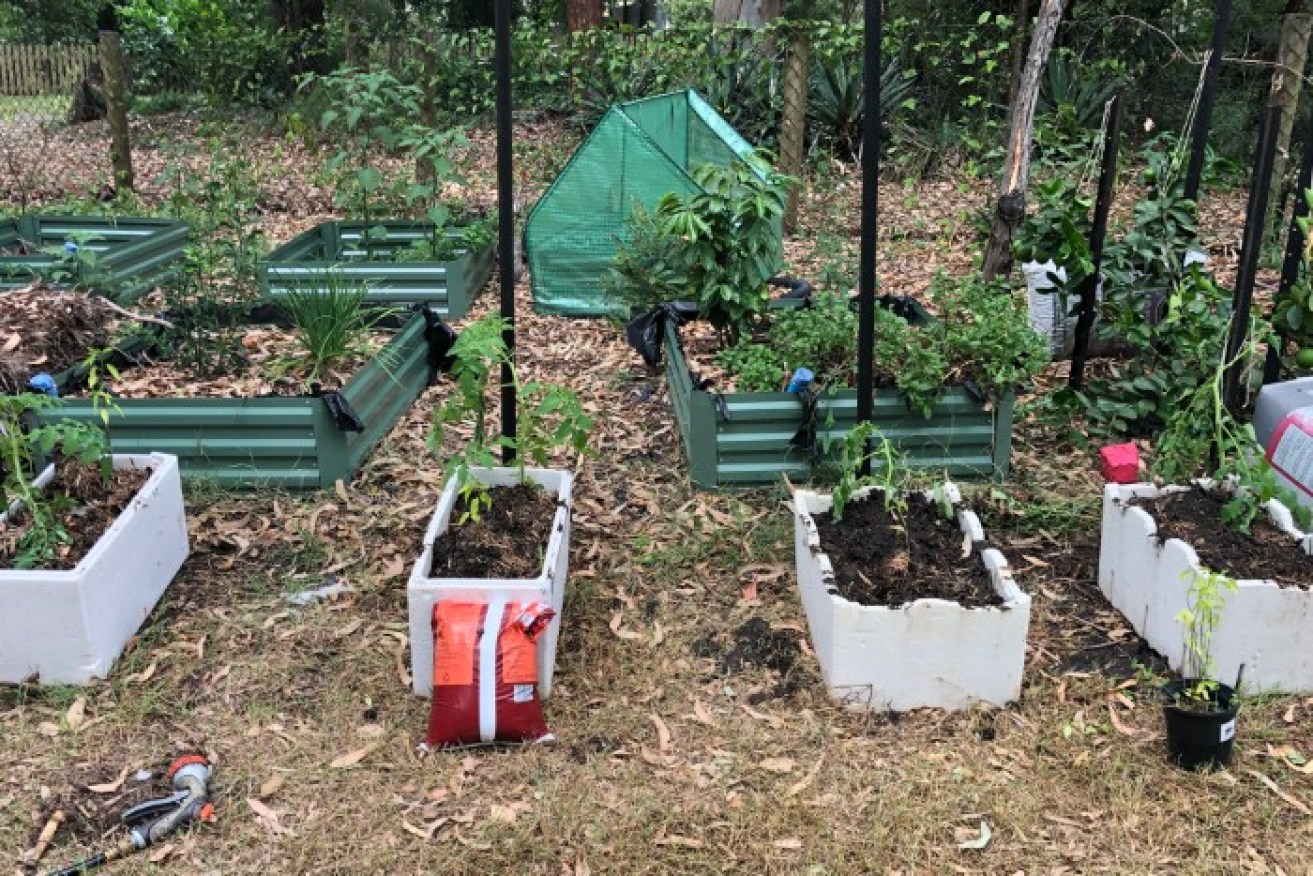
[[0, 44, 96, 97]]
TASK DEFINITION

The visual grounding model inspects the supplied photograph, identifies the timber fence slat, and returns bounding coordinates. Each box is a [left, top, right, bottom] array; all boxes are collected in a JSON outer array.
[[0, 44, 96, 97]]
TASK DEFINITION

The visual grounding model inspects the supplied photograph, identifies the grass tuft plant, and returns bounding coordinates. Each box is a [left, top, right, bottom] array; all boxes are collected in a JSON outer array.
[[275, 271, 393, 386]]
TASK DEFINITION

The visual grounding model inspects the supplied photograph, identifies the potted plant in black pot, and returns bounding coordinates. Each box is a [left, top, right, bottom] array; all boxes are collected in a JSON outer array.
[[1163, 568, 1241, 770]]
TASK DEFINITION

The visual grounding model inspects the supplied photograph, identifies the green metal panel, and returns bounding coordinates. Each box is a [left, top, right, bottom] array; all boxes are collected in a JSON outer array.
[[260, 220, 494, 319], [39, 313, 432, 489], [662, 320, 1013, 489], [0, 215, 189, 300]]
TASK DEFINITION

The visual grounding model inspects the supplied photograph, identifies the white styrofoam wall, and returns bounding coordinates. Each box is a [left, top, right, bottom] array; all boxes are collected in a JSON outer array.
[[1099, 482, 1313, 694], [0, 453, 190, 685], [407, 466, 572, 698], [792, 483, 1031, 711]]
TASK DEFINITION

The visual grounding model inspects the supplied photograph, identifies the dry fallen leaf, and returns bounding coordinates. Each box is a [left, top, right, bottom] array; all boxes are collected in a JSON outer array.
[[247, 798, 291, 835], [37, 722, 59, 737], [653, 833, 704, 848], [760, 757, 795, 774], [87, 766, 133, 794], [1247, 770, 1313, 816], [786, 755, 825, 798], [147, 842, 176, 864], [330, 743, 379, 769], [650, 713, 673, 753], [692, 699, 717, 726], [259, 775, 285, 798], [65, 697, 86, 731], [773, 837, 803, 850], [489, 804, 518, 823]]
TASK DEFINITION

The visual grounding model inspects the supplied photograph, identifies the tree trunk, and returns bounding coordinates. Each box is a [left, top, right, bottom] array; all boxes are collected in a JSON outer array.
[[713, 0, 781, 26], [99, 29, 133, 192], [1267, 6, 1313, 239], [981, 0, 1068, 282], [565, 0, 605, 32], [1006, 0, 1032, 109], [780, 28, 810, 234]]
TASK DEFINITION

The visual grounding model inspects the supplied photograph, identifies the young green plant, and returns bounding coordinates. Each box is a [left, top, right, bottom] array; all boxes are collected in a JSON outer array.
[[429, 314, 592, 523], [0, 394, 110, 570], [275, 271, 395, 387], [1173, 567, 1238, 708]]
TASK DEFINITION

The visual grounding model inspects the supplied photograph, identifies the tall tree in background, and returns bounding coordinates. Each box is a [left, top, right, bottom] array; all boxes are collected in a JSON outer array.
[[982, 0, 1068, 281], [1268, 0, 1313, 234], [271, 0, 327, 76], [565, 0, 605, 31], [778, 1, 818, 232], [714, 0, 781, 26]]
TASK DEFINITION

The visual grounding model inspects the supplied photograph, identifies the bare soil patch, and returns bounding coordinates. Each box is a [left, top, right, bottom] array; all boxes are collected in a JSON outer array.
[[1139, 485, 1313, 589], [0, 461, 149, 570], [814, 491, 1002, 607], [429, 483, 558, 579]]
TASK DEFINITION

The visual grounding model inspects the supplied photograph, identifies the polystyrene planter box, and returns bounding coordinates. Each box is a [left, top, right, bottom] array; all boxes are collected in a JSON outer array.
[[407, 466, 573, 699], [792, 483, 1030, 711], [0, 453, 190, 685], [1099, 483, 1313, 694]]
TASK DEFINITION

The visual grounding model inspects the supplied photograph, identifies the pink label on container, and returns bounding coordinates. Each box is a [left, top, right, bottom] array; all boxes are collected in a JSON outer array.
[[1266, 406, 1313, 498]]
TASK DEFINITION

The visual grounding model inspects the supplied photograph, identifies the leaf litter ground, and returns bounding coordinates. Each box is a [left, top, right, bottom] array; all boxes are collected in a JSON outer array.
[[2, 112, 1311, 875]]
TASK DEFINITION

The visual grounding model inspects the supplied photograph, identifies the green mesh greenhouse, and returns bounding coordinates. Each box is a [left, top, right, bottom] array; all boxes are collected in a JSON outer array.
[[525, 89, 776, 316]]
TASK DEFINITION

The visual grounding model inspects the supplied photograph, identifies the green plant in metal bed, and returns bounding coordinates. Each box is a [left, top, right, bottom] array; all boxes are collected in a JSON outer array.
[[0, 394, 110, 570], [273, 272, 397, 388]]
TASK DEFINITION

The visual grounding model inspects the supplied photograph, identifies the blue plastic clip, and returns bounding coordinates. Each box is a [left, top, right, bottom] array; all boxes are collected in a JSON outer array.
[[786, 367, 814, 394], [28, 373, 58, 397]]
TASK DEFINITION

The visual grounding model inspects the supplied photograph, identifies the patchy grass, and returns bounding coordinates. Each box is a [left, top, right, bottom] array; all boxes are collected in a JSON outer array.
[[2, 112, 1310, 875]]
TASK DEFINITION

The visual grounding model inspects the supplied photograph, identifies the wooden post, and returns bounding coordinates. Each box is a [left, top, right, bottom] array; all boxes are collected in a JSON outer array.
[[99, 29, 134, 192], [779, 25, 810, 234]]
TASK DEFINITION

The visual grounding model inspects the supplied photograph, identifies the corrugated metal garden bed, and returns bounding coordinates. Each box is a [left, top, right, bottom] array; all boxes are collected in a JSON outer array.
[[260, 220, 495, 319], [0, 215, 189, 300], [42, 309, 436, 490], [663, 319, 1014, 490]]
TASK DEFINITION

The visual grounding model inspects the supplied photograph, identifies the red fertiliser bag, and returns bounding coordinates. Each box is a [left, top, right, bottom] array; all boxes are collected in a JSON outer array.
[[426, 600, 556, 748]]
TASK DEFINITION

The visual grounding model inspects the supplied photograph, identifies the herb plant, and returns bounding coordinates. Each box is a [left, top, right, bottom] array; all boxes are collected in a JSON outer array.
[[429, 315, 593, 523], [1174, 567, 1238, 709], [0, 394, 110, 570]]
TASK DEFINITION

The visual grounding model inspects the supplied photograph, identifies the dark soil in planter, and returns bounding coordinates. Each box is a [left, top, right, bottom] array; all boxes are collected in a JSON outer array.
[[0, 462, 151, 570], [814, 492, 1003, 608], [429, 484, 558, 579], [1139, 486, 1313, 589]]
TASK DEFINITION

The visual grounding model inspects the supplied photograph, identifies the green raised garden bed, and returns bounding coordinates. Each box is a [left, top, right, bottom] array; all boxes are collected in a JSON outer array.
[[260, 221, 495, 319], [0, 215, 189, 300], [41, 312, 434, 490], [664, 320, 1014, 489]]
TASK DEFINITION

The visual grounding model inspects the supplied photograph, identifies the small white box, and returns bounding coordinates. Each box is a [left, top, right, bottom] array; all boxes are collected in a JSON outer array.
[[0, 453, 190, 684], [792, 483, 1030, 711], [407, 466, 572, 698]]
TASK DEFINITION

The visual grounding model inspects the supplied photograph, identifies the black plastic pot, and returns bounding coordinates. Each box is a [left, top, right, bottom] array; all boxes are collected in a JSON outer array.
[[1162, 680, 1239, 770]]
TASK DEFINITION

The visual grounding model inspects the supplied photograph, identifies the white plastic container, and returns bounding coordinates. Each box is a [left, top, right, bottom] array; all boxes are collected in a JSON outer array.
[[407, 466, 572, 698], [1023, 259, 1073, 359], [0, 453, 190, 685], [791, 483, 1030, 711], [1099, 482, 1313, 694]]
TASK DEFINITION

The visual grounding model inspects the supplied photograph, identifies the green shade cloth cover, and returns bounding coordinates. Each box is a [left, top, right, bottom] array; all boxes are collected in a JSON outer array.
[[525, 89, 776, 316]]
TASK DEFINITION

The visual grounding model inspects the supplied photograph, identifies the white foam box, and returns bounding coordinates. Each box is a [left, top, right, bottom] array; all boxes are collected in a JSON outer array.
[[1099, 482, 1313, 693], [407, 466, 572, 698], [792, 483, 1030, 711], [0, 453, 190, 684]]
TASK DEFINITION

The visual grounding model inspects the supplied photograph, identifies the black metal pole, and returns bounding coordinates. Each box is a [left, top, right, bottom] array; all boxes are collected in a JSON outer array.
[[1262, 115, 1313, 384], [1183, 0, 1232, 202], [855, 0, 881, 478], [494, 0, 516, 463], [1069, 92, 1124, 390], [1223, 105, 1281, 415]]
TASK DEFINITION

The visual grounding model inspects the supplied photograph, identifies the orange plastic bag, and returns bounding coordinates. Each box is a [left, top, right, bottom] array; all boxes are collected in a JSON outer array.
[[426, 600, 555, 748]]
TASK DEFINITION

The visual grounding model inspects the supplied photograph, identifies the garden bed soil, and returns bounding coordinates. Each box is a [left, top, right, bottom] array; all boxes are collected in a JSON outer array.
[[813, 491, 1003, 608], [0, 286, 117, 393], [0, 462, 150, 570], [1137, 485, 1313, 589], [0, 287, 388, 398], [428, 484, 558, 579]]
